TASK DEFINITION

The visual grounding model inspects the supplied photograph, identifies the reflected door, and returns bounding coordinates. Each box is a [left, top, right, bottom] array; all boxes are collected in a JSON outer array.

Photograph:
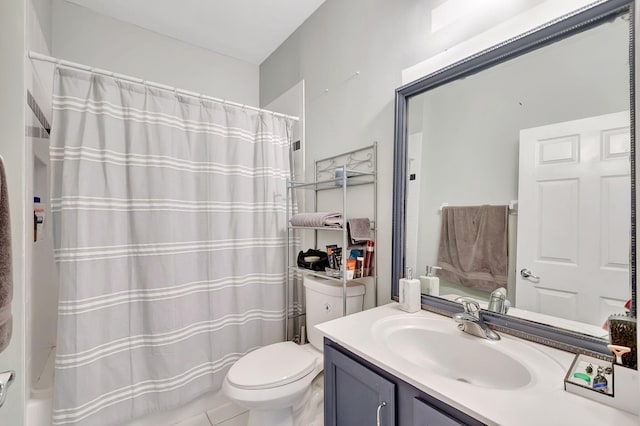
[[516, 112, 630, 327]]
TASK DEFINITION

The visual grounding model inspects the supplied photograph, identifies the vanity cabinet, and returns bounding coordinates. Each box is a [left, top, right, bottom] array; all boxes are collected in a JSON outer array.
[[324, 341, 396, 426], [324, 339, 484, 426]]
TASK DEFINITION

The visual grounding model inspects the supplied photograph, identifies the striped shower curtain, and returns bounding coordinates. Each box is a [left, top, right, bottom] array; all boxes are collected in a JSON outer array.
[[50, 67, 291, 425]]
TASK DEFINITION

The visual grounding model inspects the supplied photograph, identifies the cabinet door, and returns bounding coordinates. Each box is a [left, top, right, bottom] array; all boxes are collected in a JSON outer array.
[[325, 345, 396, 426], [412, 398, 467, 426]]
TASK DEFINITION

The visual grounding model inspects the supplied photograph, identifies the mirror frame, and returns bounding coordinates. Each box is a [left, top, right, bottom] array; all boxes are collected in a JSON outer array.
[[392, 0, 636, 358]]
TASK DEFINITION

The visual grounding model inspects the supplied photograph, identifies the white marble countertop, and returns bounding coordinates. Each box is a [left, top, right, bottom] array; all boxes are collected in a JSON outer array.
[[315, 303, 639, 426]]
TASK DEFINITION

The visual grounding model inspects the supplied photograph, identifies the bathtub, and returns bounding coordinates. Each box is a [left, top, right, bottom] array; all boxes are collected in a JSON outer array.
[[26, 347, 54, 426]]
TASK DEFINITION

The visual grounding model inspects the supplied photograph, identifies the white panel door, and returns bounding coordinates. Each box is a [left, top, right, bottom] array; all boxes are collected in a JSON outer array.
[[516, 112, 631, 327]]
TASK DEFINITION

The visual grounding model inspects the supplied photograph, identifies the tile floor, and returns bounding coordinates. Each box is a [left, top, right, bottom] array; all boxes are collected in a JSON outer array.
[[174, 373, 325, 426], [175, 411, 249, 426]]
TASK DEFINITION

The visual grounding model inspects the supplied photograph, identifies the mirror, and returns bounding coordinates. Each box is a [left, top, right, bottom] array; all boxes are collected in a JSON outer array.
[[393, 1, 635, 355]]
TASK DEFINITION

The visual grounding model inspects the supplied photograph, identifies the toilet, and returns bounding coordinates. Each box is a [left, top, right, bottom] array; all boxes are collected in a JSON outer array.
[[223, 276, 366, 426]]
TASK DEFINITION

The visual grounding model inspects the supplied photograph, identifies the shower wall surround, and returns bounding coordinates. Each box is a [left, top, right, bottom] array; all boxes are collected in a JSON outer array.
[[49, 67, 292, 425]]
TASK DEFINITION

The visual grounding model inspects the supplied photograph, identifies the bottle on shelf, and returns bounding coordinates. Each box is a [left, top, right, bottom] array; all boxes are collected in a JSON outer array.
[[363, 241, 374, 276]]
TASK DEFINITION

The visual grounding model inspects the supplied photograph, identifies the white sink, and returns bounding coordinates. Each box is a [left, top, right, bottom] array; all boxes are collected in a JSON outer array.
[[316, 304, 639, 426], [371, 315, 563, 390]]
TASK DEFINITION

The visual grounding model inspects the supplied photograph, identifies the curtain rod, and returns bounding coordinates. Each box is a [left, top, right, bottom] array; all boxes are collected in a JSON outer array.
[[28, 51, 299, 122]]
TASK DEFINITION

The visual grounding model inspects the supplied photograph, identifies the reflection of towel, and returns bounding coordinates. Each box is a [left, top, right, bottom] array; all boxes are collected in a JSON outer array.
[[289, 212, 343, 227], [0, 159, 12, 354], [437, 205, 508, 292], [347, 218, 370, 245]]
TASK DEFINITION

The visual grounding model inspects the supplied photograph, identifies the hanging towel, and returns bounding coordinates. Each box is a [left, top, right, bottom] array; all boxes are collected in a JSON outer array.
[[289, 212, 343, 227], [347, 218, 371, 245], [437, 205, 508, 292], [0, 158, 12, 354]]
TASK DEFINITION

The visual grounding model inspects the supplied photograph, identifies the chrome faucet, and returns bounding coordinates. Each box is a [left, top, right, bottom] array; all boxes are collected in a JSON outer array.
[[453, 297, 500, 341], [487, 287, 510, 314]]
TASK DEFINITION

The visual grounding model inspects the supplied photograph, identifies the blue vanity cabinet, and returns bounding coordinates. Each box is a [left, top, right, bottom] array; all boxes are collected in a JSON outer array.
[[324, 338, 485, 426], [324, 343, 396, 425], [412, 398, 468, 426]]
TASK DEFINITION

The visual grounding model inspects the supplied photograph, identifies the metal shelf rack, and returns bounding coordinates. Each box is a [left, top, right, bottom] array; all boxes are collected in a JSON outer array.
[[285, 143, 377, 341]]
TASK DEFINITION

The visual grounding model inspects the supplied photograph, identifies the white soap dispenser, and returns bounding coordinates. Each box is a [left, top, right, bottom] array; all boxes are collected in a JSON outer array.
[[399, 267, 421, 313], [419, 265, 441, 296]]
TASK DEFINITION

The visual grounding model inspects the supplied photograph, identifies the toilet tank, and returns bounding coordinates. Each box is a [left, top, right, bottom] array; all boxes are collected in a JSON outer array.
[[303, 276, 365, 350]]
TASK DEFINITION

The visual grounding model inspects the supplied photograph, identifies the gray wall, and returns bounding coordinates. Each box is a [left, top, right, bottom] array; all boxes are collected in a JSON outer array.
[[51, 0, 260, 106], [260, 0, 547, 303]]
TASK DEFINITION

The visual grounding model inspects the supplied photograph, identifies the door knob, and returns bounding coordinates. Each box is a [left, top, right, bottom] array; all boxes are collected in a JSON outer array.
[[520, 268, 540, 280], [0, 370, 15, 408]]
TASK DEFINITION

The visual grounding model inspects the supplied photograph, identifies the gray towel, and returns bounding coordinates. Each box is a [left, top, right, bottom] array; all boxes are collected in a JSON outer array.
[[437, 205, 508, 292], [289, 212, 343, 227], [347, 218, 371, 245], [0, 159, 12, 354]]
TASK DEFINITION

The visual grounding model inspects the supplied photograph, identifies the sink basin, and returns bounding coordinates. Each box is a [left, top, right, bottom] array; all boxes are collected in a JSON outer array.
[[372, 315, 563, 390]]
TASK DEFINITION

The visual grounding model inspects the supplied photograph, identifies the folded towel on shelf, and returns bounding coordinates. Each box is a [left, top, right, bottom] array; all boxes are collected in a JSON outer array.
[[347, 218, 371, 246], [0, 158, 13, 354], [289, 212, 343, 227], [437, 205, 508, 292]]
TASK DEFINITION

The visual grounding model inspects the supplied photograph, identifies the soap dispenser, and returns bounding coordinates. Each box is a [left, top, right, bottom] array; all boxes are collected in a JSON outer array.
[[419, 266, 441, 296], [399, 267, 421, 313]]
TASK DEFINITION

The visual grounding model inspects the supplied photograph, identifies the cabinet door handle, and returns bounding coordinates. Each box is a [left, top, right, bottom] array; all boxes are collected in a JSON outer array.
[[376, 401, 387, 426]]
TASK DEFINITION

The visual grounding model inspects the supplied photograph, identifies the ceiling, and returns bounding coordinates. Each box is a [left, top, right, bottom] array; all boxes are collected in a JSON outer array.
[[65, 0, 326, 64]]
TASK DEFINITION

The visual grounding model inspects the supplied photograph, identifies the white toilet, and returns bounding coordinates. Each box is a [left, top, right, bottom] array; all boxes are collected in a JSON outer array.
[[223, 276, 366, 426]]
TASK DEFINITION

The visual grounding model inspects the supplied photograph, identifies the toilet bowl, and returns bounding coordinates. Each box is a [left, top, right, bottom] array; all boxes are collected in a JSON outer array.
[[223, 276, 365, 426]]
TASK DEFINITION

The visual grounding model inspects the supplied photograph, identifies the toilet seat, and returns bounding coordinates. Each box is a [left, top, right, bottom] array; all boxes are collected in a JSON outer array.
[[227, 342, 317, 390]]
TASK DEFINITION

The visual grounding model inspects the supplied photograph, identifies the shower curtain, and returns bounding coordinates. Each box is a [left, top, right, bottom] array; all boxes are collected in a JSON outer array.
[[50, 67, 291, 426]]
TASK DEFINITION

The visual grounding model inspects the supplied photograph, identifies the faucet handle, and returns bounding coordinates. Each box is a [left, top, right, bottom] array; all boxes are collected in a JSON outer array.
[[454, 297, 480, 315]]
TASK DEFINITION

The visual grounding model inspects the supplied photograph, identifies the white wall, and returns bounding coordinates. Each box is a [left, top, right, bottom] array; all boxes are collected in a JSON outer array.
[[50, 0, 259, 106], [28, 0, 51, 54], [0, 0, 27, 424], [260, 0, 548, 304]]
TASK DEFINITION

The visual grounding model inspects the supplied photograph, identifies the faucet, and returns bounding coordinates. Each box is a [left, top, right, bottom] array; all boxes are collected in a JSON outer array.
[[453, 297, 500, 341], [487, 287, 510, 314]]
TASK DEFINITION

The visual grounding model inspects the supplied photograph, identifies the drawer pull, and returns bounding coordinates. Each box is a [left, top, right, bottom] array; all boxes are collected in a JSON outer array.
[[376, 401, 387, 426]]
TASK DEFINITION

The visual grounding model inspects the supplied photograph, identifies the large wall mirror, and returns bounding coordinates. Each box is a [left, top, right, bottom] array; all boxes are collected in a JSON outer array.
[[392, 0, 635, 356]]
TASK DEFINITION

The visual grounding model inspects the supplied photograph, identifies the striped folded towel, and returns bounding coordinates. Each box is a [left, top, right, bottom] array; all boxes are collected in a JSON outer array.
[[289, 212, 343, 227]]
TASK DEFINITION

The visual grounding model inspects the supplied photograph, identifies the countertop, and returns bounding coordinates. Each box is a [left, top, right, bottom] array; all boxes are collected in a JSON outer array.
[[315, 303, 639, 426]]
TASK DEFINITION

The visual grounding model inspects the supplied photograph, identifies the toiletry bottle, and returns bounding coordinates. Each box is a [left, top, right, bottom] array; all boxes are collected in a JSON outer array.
[[399, 267, 421, 313], [363, 241, 374, 276], [419, 266, 441, 296], [356, 256, 364, 278]]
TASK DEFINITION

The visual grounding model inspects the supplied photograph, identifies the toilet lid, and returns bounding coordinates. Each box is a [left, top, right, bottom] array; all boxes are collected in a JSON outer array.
[[227, 342, 317, 390]]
